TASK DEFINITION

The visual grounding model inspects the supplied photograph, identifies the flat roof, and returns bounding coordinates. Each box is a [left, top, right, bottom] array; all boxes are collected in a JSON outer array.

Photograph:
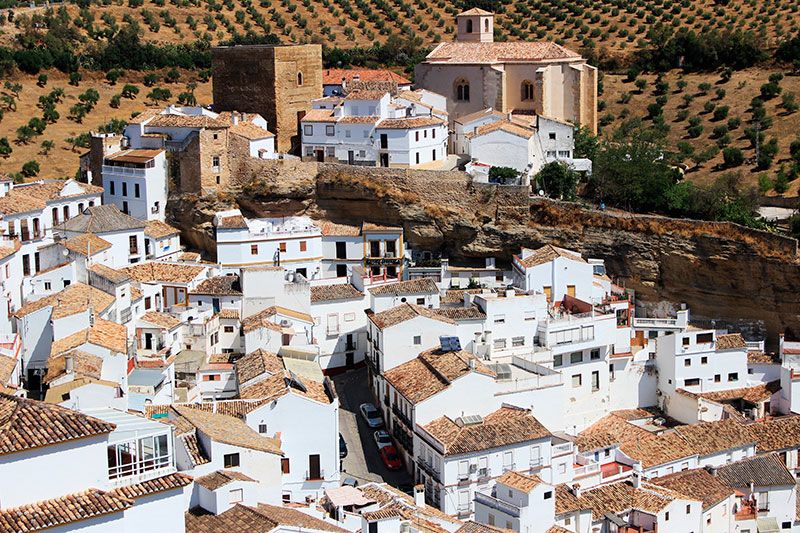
[[105, 149, 164, 164], [128, 368, 166, 388], [81, 407, 170, 442]]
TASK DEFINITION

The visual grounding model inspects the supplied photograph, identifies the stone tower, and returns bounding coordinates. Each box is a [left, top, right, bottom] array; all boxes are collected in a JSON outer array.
[[456, 8, 494, 42], [212, 44, 322, 154]]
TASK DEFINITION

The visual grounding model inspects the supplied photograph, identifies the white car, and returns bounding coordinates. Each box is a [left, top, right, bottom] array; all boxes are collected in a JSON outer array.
[[359, 403, 384, 428], [374, 430, 392, 450]]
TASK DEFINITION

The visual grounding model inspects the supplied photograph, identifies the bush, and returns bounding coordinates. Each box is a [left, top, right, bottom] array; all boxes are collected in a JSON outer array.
[[774, 165, 789, 194], [760, 82, 781, 100], [781, 92, 798, 114], [69, 71, 82, 86], [36, 74, 47, 87], [722, 147, 744, 167], [757, 173, 773, 194], [687, 124, 704, 138], [0, 137, 11, 157], [21, 160, 40, 177], [713, 105, 729, 121], [488, 166, 518, 184], [534, 162, 579, 200]]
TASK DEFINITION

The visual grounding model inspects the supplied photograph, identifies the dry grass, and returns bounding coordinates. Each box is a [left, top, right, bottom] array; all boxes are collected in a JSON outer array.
[[0, 71, 211, 180]]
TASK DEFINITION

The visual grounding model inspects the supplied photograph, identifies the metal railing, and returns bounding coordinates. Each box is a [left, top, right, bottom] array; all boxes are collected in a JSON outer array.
[[305, 469, 325, 481], [474, 491, 520, 518], [552, 442, 573, 456]]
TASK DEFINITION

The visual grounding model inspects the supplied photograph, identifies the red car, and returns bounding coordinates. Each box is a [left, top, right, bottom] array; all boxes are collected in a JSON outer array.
[[379, 445, 403, 470]]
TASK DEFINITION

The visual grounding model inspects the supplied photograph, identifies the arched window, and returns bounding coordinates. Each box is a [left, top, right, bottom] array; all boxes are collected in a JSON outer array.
[[297, 72, 303, 86], [521, 80, 534, 101], [465, 19, 473, 33], [455, 79, 470, 102], [484, 18, 489, 32]]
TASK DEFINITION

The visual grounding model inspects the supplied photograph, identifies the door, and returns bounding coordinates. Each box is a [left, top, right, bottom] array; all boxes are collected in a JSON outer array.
[[212, 298, 220, 313], [346, 352, 354, 367], [144, 333, 153, 350], [380, 153, 389, 167], [567, 285, 576, 297], [348, 150, 354, 164], [308, 454, 321, 480], [543, 286, 552, 301], [315, 150, 324, 162], [335, 241, 346, 259], [380, 134, 388, 149], [336, 264, 347, 278]]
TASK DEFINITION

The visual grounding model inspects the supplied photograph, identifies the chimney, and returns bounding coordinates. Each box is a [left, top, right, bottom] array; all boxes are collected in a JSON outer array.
[[484, 330, 493, 355], [632, 464, 642, 488], [468, 358, 476, 370], [232, 112, 240, 125], [65, 354, 74, 374], [485, 257, 495, 269], [569, 483, 582, 498], [473, 331, 482, 354], [505, 289, 515, 298], [414, 484, 425, 507], [353, 74, 361, 84]]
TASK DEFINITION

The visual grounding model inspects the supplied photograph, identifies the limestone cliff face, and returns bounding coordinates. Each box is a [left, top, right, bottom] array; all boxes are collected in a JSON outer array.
[[168, 159, 800, 340]]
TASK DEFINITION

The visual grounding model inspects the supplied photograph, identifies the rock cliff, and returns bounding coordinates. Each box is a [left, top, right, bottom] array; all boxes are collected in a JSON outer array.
[[168, 159, 800, 341]]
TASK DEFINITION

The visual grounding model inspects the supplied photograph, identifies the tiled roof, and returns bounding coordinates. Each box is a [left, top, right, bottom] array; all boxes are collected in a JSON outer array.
[[140, 311, 182, 330], [301, 108, 336, 123], [88, 263, 131, 284], [457, 523, 513, 533], [318, 221, 361, 236], [0, 180, 102, 216], [239, 371, 332, 404], [179, 432, 210, 466], [241, 306, 314, 333], [367, 303, 454, 330], [357, 482, 457, 527], [0, 355, 16, 388], [672, 419, 755, 457], [121, 262, 205, 283], [369, 278, 439, 296], [377, 117, 445, 129], [235, 349, 284, 386], [323, 68, 411, 86], [555, 481, 690, 521], [0, 393, 115, 455], [716, 333, 747, 350], [434, 306, 486, 321], [50, 319, 127, 356], [63, 233, 112, 256], [216, 215, 249, 229], [104, 148, 163, 164], [748, 351, 780, 365], [576, 412, 655, 452], [651, 468, 733, 511], [425, 41, 581, 64], [195, 470, 255, 491], [172, 405, 282, 455], [218, 309, 240, 320], [454, 107, 503, 126], [422, 406, 550, 455], [384, 347, 495, 404], [44, 350, 103, 384], [0, 239, 20, 261], [0, 489, 132, 532], [458, 7, 492, 15], [516, 245, 584, 269], [56, 204, 146, 233], [147, 113, 228, 129], [344, 89, 387, 100], [690, 380, 780, 404], [13, 282, 115, 320], [144, 220, 180, 239], [495, 470, 544, 493], [229, 121, 274, 140], [338, 115, 380, 125], [186, 504, 349, 533], [470, 120, 535, 140], [179, 251, 202, 262], [255, 504, 349, 532], [110, 472, 192, 499], [147, 399, 269, 420], [716, 453, 796, 488], [191, 275, 242, 296], [745, 415, 800, 452], [311, 284, 364, 302]]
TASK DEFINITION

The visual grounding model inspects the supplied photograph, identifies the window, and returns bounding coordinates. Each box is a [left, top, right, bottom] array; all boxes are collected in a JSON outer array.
[[416, 297, 425, 305], [44, 281, 51, 291], [554, 354, 563, 367], [413, 335, 421, 345], [686, 504, 691, 514], [432, 128, 436, 138], [494, 314, 505, 324], [134, 183, 140, 198], [223, 453, 240, 468], [465, 18, 473, 32], [224, 326, 234, 333], [570, 352, 582, 364], [549, 132, 556, 140], [415, 131, 419, 142], [590, 349, 600, 360], [203, 374, 220, 381], [212, 156, 221, 168], [493, 338, 506, 349], [297, 72, 303, 86], [304, 125, 313, 136], [300, 241, 307, 252], [109, 181, 115, 195], [213, 133, 219, 140], [345, 130, 351, 138], [325, 125, 335, 136], [251, 244, 258, 255], [698, 332, 714, 343], [665, 512, 669, 521], [728, 372, 739, 382], [129, 236, 138, 254], [432, 149, 436, 160], [229, 489, 243, 503], [122, 182, 128, 197], [591, 370, 599, 391], [512, 336, 524, 347], [572, 374, 582, 388], [368, 523, 378, 533], [684, 378, 700, 386], [279, 242, 287, 253], [487, 514, 495, 526], [258, 423, 267, 433], [484, 18, 489, 31], [684, 358, 691, 367], [455, 79, 470, 102], [415, 152, 420, 165], [281, 458, 290, 473], [701, 356, 708, 364], [521, 80, 534, 101], [782, 522, 791, 530]]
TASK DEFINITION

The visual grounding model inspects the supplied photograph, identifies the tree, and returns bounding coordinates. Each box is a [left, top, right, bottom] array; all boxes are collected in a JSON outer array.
[[21, 160, 40, 178], [43, 107, 59, 123], [28, 117, 46, 135], [535, 162, 579, 201], [790, 137, 800, 165], [573, 125, 598, 160], [36, 74, 48, 87], [69, 71, 82, 86], [65, 133, 91, 151], [0, 137, 11, 158], [143, 73, 159, 87], [15, 125, 34, 144], [634, 77, 647, 92], [69, 104, 87, 123], [698, 82, 712, 94], [774, 165, 789, 194], [106, 68, 124, 84], [760, 82, 781, 100], [675, 141, 695, 163], [3, 81, 21, 98], [713, 106, 729, 121], [79, 88, 100, 110], [165, 68, 181, 83], [147, 87, 172, 104], [722, 147, 744, 167], [110, 94, 121, 108], [121, 84, 140, 98], [488, 166, 518, 185], [757, 173, 773, 194], [781, 92, 799, 114], [40, 140, 54, 155]]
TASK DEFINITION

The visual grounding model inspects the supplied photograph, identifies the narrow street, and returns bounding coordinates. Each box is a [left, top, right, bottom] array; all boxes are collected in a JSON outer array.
[[333, 367, 414, 490]]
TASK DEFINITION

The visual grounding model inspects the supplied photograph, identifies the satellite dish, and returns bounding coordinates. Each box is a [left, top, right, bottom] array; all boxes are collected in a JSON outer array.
[[539, 190, 545, 196]]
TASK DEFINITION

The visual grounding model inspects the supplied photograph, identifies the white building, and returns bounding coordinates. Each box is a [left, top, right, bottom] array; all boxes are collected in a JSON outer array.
[[650, 467, 736, 533], [310, 282, 368, 372], [55, 204, 147, 268], [319, 221, 404, 281], [102, 149, 168, 221], [301, 88, 448, 168], [144, 220, 182, 260], [214, 210, 322, 278], [473, 470, 557, 532]]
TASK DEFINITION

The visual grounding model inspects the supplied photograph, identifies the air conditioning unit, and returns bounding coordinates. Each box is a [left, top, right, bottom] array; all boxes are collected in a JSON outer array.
[[280, 319, 291, 327]]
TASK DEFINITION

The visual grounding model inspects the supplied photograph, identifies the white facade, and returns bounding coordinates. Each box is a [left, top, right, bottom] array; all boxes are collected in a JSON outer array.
[[102, 150, 168, 222]]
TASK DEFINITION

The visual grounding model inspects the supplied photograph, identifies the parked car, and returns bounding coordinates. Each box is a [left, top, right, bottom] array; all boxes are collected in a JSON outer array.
[[374, 430, 392, 450], [342, 477, 358, 488], [379, 445, 402, 471], [339, 433, 348, 459], [359, 403, 383, 428]]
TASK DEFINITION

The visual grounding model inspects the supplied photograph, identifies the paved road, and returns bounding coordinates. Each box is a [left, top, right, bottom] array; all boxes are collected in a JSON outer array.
[[333, 367, 414, 489]]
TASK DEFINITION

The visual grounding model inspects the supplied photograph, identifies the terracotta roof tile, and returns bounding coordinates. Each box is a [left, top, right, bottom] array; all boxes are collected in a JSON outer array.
[[44, 350, 103, 384], [339, 115, 380, 125], [434, 306, 486, 321], [179, 431, 210, 466], [516, 245, 584, 269], [651, 468, 733, 510], [13, 283, 115, 320], [191, 275, 242, 296], [672, 419, 755, 457], [56, 204, 145, 233], [172, 405, 282, 455], [0, 489, 132, 532], [144, 220, 180, 239], [63, 233, 112, 256], [0, 393, 115, 455], [311, 284, 364, 302], [235, 349, 284, 386], [241, 306, 313, 333], [121, 262, 205, 284], [140, 311, 182, 330], [555, 481, 689, 520], [195, 470, 255, 491], [690, 380, 780, 404], [367, 303, 453, 331], [110, 472, 192, 499], [229, 121, 274, 140], [716, 333, 747, 350], [318, 221, 361, 236], [147, 114, 228, 129], [186, 503, 349, 533], [88, 263, 131, 284], [470, 120, 534, 140], [495, 470, 544, 492], [426, 41, 581, 64], [216, 215, 248, 229], [745, 415, 800, 452], [50, 319, 128, 356], [748, 351, 780, 365], [377, 117, 445, 129], [716, 453, 796, 488], [301, 109, 336, 123], [239, 371, 332, 404], [218, 309, 240, 320], [323, 68, 411, 86]]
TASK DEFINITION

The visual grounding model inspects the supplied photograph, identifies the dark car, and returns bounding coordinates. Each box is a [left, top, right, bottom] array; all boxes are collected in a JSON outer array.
[[379, 445, 403, 471], [339, 433, 348, 459]]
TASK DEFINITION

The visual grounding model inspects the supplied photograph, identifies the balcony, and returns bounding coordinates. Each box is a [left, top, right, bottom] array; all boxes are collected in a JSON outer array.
[[529, 456, 546, 470], [474, 491, 520, 518], [305, 469, 325, 481], [416, 457, 441, 483], [574, 461, 601, 478], [501, 462, 516, 473], [552, 442, 574, 457], [392, 404, 413, 429], [326, 324, 340, 336]]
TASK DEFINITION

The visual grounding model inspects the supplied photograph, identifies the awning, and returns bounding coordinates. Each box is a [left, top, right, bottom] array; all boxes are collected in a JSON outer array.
[[757, 517, 780, 533], [324, 486, 374, 508]]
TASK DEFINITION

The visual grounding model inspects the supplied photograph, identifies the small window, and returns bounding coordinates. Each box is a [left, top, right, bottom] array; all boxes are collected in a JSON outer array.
[[570, 352, 582, 364], [494, 314, 505, 324], [303, 125, 313, 136], [224, 326, 234, 333], [697, 332, 714, 343], [212, 155, 220, 168], [300, 241, 307, 252], [782, 522, 792, 530], [44, 281, 51, 291], [728, 372, 739, 382], [590, 349, 600, 360], [543, 491, 552, 500], [686, 504, 691, 514], [325, 125, 335, 136], [415, 152, 420, 164], [297, 72, 303, 86], [665, 512, 669, 521], [121, 183, 127, 197], [684, 358, 691, 367], [213, 133, 219, 140], [110, 181, 115, 195], [415, 131, 419, 142], [281, 458, 290, 473], [258, 423, 267, 433], [701, 356, 708, 364], [223, 453, 240, 468], [572, 374, 582, 388], [714, 374, 721, 382], [512, 336, 524, 347], [413, 335, 422, 345], [684, 378, 700, 386], [548, 132, 556, 140], [279, 242, 287, 253], [251, 244, 258, 255], [229, 488, 243, 503], [134, 183, 140, 198], [553, 354, 563, 367]]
